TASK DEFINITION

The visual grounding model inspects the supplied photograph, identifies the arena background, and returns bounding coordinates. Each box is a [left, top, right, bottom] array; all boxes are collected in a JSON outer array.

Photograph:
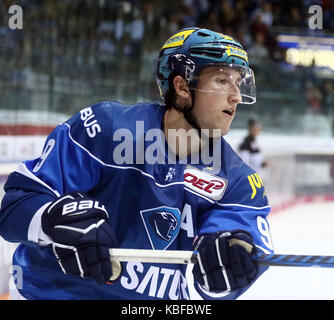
[[0, 0, 334, 299]]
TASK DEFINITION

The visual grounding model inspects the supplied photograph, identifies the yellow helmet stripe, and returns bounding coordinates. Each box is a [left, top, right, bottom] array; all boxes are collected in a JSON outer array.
[[225, 46, 248, 62], [162, 29, 197, 50]]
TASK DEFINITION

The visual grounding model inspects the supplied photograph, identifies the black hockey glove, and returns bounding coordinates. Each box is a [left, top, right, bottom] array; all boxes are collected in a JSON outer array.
[[192, 230, 258, 293], [41, 192, 121, 284]]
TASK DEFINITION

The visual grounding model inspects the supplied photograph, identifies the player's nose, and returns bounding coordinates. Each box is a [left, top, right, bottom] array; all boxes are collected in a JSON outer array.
[[228, 89, 242, 105]]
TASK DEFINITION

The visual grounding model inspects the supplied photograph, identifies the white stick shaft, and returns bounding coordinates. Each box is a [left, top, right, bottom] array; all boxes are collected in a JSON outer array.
[[109, 249, 334, 269], [109, 248, 196, 264]]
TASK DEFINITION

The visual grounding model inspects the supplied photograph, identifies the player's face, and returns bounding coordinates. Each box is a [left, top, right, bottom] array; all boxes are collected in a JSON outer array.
[[250, 123, 262, 137], [191, 66, 242, 136]]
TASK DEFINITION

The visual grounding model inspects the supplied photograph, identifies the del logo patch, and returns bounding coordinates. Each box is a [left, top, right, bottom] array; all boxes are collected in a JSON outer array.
[[140, 206, 181, 250], [184, 166, 228, 200]]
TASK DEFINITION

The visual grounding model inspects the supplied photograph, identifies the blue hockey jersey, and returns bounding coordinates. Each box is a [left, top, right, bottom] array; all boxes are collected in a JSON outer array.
[[0, 101, 274, 300]]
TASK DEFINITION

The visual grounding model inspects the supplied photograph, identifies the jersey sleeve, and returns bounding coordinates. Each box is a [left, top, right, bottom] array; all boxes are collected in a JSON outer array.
[[194, 170, 274, 300], [0, 101, 113, 245]]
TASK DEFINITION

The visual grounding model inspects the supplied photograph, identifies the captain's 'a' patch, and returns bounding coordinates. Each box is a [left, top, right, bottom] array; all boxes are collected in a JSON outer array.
[[140, 206, 181, 250]]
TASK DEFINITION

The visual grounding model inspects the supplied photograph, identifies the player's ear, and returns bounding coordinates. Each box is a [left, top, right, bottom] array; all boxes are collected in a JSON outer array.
[[173, 75, 191, 100]]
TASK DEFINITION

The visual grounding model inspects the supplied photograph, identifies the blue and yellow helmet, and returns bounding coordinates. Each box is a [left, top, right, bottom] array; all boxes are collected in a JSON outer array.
[[156, 27, 256, 104]]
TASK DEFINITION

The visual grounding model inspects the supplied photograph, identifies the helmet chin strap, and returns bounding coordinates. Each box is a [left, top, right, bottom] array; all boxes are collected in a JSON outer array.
[[171, 89, 217, 158], [173, 89, 201, 135]]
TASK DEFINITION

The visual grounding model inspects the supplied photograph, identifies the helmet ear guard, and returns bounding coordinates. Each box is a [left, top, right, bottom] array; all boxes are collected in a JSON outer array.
[[167, 54, 196, 83]]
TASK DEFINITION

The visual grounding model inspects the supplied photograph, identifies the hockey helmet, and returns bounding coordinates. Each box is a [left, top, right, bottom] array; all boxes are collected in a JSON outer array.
[[156, 27, 256, 104]]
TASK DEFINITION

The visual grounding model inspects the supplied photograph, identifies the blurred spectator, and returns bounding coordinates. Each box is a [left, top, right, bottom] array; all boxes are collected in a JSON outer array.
[[128, 8, 145, 59], [322, 80, 334, 115], [331, 158, 334, 184], [176, 0, 207, 26], [323, 0, 334, 29], [180, 0, 197, 27], [250, 11, 268, 41], [271, 2, 284, 26], [201, 10, 221, 32], [251, 1, 273, 28], [260, 2, 274, 27], [306, 81, 323, 113], [234, 22, 252, 49], [247, 33, 269, 62], [290, 6, 305, 28], [217, 1, 236, 33]]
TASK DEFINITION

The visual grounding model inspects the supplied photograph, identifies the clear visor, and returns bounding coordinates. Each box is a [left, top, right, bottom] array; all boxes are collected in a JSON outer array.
[[190, 64, 256, 104]]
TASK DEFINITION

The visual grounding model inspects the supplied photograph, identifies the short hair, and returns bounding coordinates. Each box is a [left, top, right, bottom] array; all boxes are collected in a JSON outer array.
[[248, 118, 259, 128]]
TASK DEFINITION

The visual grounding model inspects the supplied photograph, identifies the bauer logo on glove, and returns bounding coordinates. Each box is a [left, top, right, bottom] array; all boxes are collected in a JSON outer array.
[[42, 192, 121, 284], [61, 199, 107, 216]]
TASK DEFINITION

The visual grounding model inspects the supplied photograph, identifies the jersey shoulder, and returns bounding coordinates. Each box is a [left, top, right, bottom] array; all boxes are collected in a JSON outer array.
[[64, 101, 164, 164]]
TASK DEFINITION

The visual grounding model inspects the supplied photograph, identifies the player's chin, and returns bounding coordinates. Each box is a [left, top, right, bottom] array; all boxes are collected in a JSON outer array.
[[206, 126, 229, 138], [220, 127, 230, 137], [215, 121, 232, 136]]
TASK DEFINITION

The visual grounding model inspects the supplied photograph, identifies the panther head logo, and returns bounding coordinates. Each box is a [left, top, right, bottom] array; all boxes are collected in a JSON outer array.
[[149, 211, 178, 241]]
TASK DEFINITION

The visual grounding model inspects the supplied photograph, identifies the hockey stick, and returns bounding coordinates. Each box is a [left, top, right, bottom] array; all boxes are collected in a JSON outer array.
[[109, 248, 334, 268]]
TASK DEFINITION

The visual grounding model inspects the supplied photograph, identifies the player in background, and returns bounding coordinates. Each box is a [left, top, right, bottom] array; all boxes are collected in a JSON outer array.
[[0, 27, 274, 300], [239, 118, 268, 174]]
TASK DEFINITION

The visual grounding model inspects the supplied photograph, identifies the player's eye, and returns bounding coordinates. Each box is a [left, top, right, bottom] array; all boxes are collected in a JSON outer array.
[[215, 77, 228, 85]]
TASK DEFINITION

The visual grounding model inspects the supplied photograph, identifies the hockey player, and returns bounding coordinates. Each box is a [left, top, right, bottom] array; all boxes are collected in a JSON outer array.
[[239, 118, 268, 174], [0, 27, 274, 300]]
